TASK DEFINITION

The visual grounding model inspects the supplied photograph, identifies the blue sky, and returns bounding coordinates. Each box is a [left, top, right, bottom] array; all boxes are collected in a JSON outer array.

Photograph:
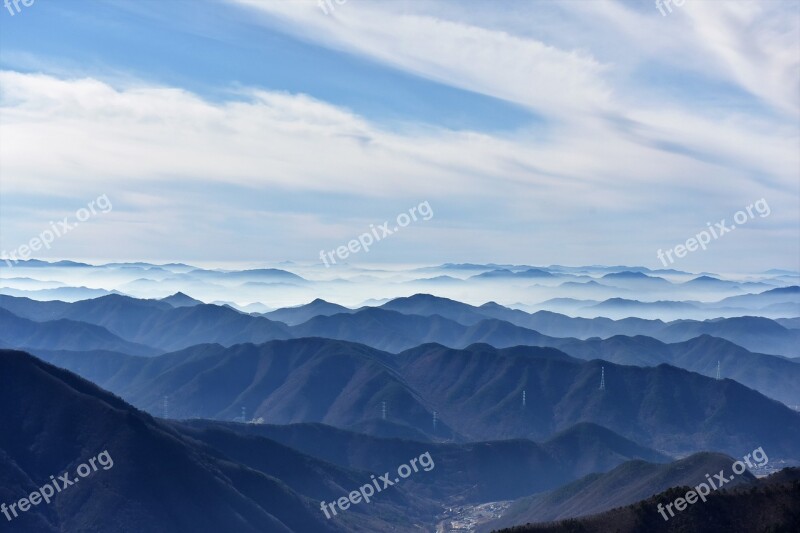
[[0, 0, 798, 271]]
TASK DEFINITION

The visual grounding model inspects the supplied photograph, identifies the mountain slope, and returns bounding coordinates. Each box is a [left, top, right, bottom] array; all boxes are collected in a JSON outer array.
[[498, 468, 800, 533], [555, 334, 800, 406], [485, 452, 754, 530], [182, 420, 669, 504], [0, 307, 159, 356], [0, 349, 358, 533], [264, 299, 353, 325]]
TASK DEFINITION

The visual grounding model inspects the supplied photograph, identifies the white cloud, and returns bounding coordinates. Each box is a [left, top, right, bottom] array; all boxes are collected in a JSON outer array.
[[0, 0, 797, 269]]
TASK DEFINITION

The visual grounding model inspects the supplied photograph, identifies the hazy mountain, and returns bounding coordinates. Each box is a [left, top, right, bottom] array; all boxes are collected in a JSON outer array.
[[188, 268, 308, 283], [776, 317, 800, 329], [161, 291, 204, 307], [0, 308, 159, 356], [657, 316, 800, 358], [0, 259, 93, 268], [485, 452, 755, 531], [3, 293, 797, 406], [27, 338, 800, 458], [600, 271, 673, 290], [181, 420, 668, 504], [380, 294, 488, 325], [0, 294, 292, 352], [291, 307, 562, 352], [588, 298, 700, 314], [471, 268, 557, 280], [0, 286, 117, 301], [169, 422, 434, 525], [498, 467, 800, 533], [714, 285, 800, 308], [29, 338, 454, 440], [6, 292, 795, 360], [403, 275, 466, 286], [555, 334, 800, 406], [370, 295, 798, 359], [264, 299, 353, 325], [394, 343, 800, 456], [0, 349, 367, 533]]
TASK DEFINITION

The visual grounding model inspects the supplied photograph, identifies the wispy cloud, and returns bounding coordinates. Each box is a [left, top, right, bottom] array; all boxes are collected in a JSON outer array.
[[0, 0, 797, 269]]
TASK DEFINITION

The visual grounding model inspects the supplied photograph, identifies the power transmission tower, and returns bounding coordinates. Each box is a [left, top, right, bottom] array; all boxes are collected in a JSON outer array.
[[599, 367, 606, 391], [432, 411, 438, 432], [163, 395, 169, 419], [716, 360, 721, 380], [522, 389, 526, 408], [241, 406, 246, 423], [381, 401, 387, 420]]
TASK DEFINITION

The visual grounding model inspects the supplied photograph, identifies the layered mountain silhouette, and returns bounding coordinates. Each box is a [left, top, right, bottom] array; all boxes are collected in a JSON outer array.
[[263, 299, 353, 325], [484, 452, 754, 530], [0, 307, 158, 356], [2, 293, 798, 407], [25, 339, 800, 459], [498, 467, 800, 533], [3, 293, 797, 358], [180, 420, 668, 504], [0, 349, 409, 533], [2, 261, 798, 530]]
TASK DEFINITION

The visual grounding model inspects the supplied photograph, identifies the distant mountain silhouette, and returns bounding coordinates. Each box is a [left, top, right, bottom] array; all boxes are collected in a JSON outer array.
[[161, 291, 204, 307], [30, 338, 454, 439], [715, 285, 799, 308], [485, 452, 755, 531], [181, 420, 668, 504], [0, 286, 117, 301], [0, 308, 159, 356], [0, 349, 381, 533], [394, 343, 800, 456], [31, 339, 800, 458], [188, 268, 307, 283], [362, 294, 798, 358], [0, 294, 292, 352], [681, 275, 743, 290], [657, 316, 800, 358], [291, 307, 561, 352], [589, 298, 699, 312], [471, 268, 556, 280], [264, 299, 353, 325], [555, 334, 800, 405], [497, 467, 800, 533]]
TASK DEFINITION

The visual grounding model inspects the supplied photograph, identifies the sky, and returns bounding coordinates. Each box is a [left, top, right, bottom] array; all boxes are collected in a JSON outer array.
[[0, 0, 798, 272]]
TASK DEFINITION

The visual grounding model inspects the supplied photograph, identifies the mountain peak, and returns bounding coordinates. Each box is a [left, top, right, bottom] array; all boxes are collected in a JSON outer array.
[[161, 292, 203, 307]]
